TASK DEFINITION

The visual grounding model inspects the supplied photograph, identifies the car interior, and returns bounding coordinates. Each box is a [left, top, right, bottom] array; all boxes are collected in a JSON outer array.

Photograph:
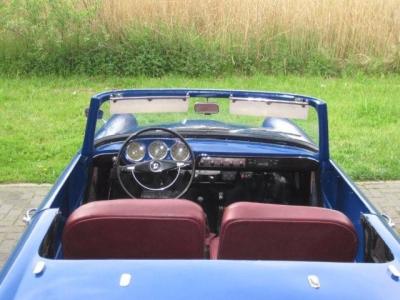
[[33, 92, 396, 265], [58, 124, 359, 262]]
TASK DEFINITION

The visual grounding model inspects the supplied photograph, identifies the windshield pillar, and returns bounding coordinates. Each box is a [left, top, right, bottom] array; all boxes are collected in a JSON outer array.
[[316, 102, 329, 162], [82, 97, 101, 157]]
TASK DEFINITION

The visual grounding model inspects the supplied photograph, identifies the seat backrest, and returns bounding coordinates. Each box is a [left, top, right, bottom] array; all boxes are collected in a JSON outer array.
[[62, 199, 206, 259], [216, 202, 358, 261]]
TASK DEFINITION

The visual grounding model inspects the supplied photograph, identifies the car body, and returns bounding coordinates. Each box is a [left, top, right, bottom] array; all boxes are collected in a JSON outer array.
[[1, 88, 400, 299]]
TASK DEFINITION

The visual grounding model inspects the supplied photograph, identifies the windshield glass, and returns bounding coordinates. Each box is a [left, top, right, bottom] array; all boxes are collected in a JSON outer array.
[[96, 97, 319, 149]]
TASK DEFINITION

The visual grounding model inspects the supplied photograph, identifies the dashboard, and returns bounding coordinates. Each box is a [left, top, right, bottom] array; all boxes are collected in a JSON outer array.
[[94, 137, 319, 189], [97, 137, 318, 163], [117, 137, 318, 172], [116, 138, 318, 184], [90, 137, 320, 231], [93, 137, 319, 193]]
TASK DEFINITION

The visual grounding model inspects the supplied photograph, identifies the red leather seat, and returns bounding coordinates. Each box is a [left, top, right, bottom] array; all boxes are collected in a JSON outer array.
[[210, 202, 358, 262], [63, 199, 206, 259]]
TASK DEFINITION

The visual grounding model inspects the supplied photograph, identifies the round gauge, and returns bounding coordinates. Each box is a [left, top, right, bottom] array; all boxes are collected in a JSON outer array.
[[170, 142, 190, 161], [126, 142, 146, 161], [148, 140, 168, 160]]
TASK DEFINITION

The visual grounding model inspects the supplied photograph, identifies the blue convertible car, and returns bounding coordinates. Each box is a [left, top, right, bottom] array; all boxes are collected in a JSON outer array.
[[1, 89, 399, 299]]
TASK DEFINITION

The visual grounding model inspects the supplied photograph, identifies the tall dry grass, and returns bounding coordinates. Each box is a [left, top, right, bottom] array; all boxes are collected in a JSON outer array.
[[99, 0, 400, 59], [0, 0, 399, 75]]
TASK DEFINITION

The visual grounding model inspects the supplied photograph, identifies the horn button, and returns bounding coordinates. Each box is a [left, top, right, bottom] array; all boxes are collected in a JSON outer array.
[[150, 161, 162, 172]]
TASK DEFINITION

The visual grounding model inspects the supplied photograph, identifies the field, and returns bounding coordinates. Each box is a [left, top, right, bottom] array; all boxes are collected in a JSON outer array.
[[0, 75, 399, 183], [0, 0, 399, 76], [0, 1, 399, 183]]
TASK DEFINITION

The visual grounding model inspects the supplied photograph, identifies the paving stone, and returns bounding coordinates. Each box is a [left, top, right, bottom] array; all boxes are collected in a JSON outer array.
[[0, 204, 13, 214], [0, 182, 399, 270]]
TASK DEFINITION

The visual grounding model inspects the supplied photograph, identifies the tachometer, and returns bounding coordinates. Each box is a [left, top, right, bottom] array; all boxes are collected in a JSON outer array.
[[148, 140, 168, 160], [126, 142, 146, 161], [171, 142, 190, 161]]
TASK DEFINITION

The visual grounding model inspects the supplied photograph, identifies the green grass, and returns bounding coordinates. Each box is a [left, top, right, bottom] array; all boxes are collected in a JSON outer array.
[[0, 75, 399, 183]]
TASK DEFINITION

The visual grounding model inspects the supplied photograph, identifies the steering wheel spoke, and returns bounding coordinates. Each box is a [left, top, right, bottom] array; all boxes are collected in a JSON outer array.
[[131, 161, 152, 173], [119, 164, 137, 173], [157, 160, 180, 172], [176, 160, 192, 169]]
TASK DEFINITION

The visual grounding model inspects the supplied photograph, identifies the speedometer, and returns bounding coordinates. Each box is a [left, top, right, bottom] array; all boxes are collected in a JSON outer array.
[[126, 142, 146, 161], [171, 142, 190, 161], [148, 140, 168, 160]]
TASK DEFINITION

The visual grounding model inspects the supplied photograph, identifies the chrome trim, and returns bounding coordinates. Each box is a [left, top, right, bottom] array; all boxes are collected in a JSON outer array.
[[307, 275, 320, 289], [382, 213, 395, 228], [33, 261, 46, 276], [119, 273, 132, 287], [23, 208, 37, 225], [230, 96, 308, 106], [124, 165, 135, 171], [110, 95, 188, 102], [195, 170, 221, 176], [388, 264, 400, 279]]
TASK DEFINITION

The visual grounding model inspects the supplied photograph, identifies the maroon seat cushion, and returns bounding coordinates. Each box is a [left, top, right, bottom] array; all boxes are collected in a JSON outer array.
[[62, 199, 206, 259], [213, 202, 358, 261]]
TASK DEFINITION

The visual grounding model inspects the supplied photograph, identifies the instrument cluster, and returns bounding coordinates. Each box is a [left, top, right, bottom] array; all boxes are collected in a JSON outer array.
[[125, 140, 190, 162]]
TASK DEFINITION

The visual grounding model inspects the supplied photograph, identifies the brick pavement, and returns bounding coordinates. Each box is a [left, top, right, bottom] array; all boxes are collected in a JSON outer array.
[[0, 184, 50, 269], [0, 182, 399, 269], [357, 181, 400, 230]]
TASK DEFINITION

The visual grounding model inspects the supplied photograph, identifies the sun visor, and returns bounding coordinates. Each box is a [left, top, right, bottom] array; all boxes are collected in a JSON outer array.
[[229, 97, 309, 120], [110, 97, 189, 114]]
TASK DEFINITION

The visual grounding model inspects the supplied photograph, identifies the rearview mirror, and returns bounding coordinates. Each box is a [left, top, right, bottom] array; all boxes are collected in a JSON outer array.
[[194, 102, 219, 115]]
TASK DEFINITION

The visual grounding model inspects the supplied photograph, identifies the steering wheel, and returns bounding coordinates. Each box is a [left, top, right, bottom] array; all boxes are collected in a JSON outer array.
[[116, 128, 195, 198]]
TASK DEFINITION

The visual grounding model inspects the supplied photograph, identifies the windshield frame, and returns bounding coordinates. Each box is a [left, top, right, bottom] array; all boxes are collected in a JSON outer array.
[[82, 89, 329, 161]]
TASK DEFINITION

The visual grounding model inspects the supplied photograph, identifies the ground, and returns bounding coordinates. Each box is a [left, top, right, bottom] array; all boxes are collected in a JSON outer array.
[[0, 182, 399, 269]]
